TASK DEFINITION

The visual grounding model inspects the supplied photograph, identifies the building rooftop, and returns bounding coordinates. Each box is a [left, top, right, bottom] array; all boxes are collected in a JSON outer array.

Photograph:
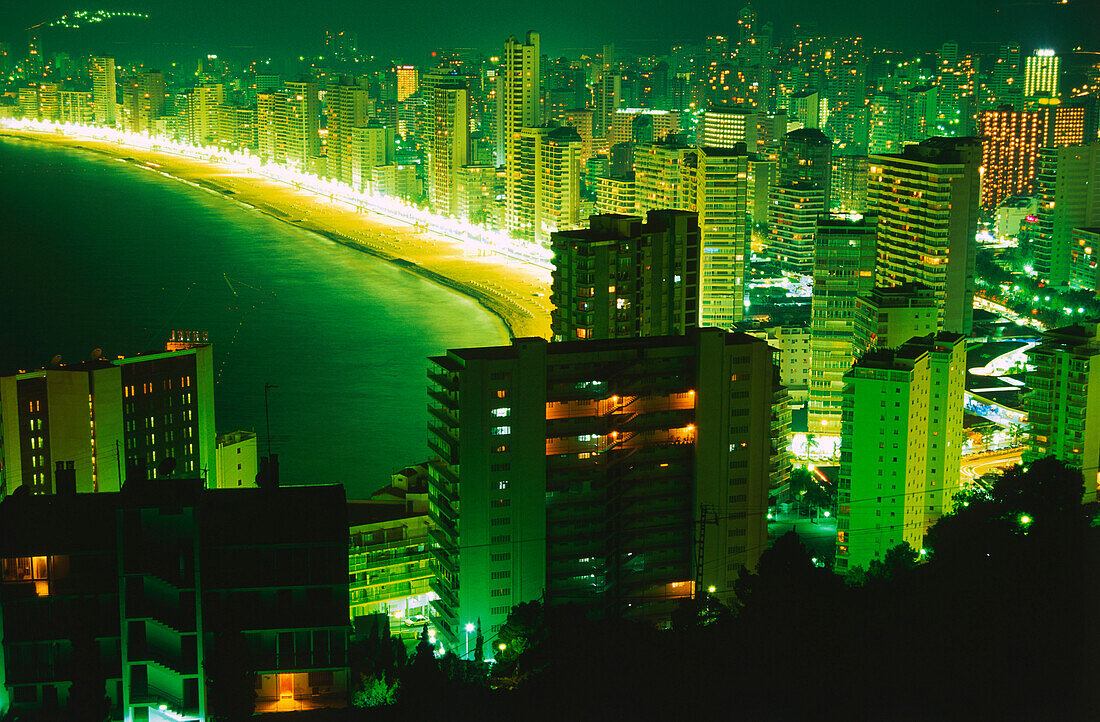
[[439, 328, 764, 364]]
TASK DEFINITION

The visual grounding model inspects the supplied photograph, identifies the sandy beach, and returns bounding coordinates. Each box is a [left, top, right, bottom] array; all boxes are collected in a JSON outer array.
[[1, 129, 553, 340]]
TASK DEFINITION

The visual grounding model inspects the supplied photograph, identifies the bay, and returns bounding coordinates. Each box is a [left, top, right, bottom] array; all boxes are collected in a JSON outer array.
[[0, 136, 509, 498]]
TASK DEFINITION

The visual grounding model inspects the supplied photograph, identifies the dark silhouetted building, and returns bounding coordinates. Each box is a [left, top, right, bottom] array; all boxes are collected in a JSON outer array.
[[0, 480, 349, 718], [551, 211, 700, 341]]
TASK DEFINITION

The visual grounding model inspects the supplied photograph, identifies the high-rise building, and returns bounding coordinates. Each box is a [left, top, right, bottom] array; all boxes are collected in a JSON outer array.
[[742, 323, 811, 407], [691, 146, 752, 327], [120, 70, 166, 134], [0, 481, 350, 718], [831, 154, 870, 213], [175, 85, 222, 145], [609, 109, 679, 146], [550, 211, 699, 340], [501, 31, 541, 208], [36, 83, 58, 121], [808, 214, 878, 434], [560, 108, 595, 162], [747, 155, 775, 224], [789, 90, 821, 129], [326, 78, 371, 185], [869, 137, 981, 335], [58, 90, 94, 124], [1024, 49, 1060, 101], [635, 140, 693, 215], [594, 44, 620, 140], [766, 129, 832, 274], [17, 87, 39, 119], [348, 125, 394, 191], [509, 125, 582, 242], [775, 128, 832, 197], [1034, 142, 1100, 286], [978, 106, 1051, 210], [766, 185, 825, 274], [1023, 322, 1100, 503], [428, 83, 469, 216], [699, 106, 758, 149], [282, 80, 320, 169], [256, 91, 286, 162], [594, 174, 637, 215], [836, 332, 966, 573], [991, 43, 1023, 108], [395, 65, 419, 102], [1070, 228, 1100, 292], [1050, 103, 1088, 149], [902, 84, 937, 143], [426, 330, 789, 649], [0, 343, 217, 495], [90, 56, 116, 126], [456, 164, 504, 227], [215, 104, 257, 152], [856, 283, 939, 351], [869, 93, 903, 154]]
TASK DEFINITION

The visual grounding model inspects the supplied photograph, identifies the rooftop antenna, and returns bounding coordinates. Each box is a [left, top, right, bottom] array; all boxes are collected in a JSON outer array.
[[264, 383, 278, 458]]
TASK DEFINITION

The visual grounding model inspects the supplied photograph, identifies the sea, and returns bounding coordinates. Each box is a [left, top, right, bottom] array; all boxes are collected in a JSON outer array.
[[0, 136, 509, 498]]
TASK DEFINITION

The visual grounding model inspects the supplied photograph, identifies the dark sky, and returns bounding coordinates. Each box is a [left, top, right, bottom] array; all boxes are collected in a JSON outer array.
[[1, 0, 1097, 65]]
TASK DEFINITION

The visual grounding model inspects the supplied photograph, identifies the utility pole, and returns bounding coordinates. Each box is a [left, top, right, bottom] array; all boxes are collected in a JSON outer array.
[[694, 503, 718, 601], [264, 383, 278, 457]]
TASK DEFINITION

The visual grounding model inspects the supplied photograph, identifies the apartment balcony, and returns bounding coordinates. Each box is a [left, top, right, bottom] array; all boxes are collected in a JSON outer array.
[[427, 369, 459, 393], [429, 596, 457, 629], [428, 404, 459, 428], [427, 507, 457, 542], [427, 386, 456, 408], [428, 433, 458, 466], [352, 567, 432, 590], [428, 577, 459, 613], [427, 524, 457, 555], [428, 546, 457, 575], [428, 459, 459, 489]]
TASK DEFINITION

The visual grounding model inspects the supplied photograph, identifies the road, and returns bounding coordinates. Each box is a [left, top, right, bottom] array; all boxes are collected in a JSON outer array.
[[960, 448, 1025, 488]]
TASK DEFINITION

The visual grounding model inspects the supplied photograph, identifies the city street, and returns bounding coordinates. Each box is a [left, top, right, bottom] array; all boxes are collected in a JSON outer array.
[[960, 448, 1025, 488], [768, 509, 838, 563]]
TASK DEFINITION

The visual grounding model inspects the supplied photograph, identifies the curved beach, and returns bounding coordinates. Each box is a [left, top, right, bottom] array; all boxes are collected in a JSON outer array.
[[1, 128, 553, 340]]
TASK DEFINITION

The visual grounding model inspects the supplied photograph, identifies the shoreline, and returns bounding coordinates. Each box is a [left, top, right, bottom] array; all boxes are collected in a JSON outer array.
[[0, 129, 552, 340]]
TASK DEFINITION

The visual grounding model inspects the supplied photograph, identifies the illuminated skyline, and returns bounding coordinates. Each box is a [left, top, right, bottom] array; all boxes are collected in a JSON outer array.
[[1, 1, 1096, 65]]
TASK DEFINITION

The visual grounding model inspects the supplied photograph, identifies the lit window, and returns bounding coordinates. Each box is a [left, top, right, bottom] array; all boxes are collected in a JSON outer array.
[[491, 426, 511, 436], [491, 407, 511, 418]]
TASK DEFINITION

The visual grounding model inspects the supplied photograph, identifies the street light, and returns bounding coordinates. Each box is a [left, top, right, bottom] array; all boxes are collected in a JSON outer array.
[[464, 622, 475, 659], [707, 585, 716, 594]]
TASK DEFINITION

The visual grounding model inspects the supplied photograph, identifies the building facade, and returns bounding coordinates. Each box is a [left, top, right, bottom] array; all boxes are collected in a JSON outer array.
[[0, 343, 217, 496], [836, 333, 965, 573], [551, 211, 700, 341], [1034, 142, 1100, 286], [1023, 322, 1100, 503], [869, 137, 981, 335], [0, 481, 349, 719], [426, 330, 789, 652], [808, 214, 878, 434]]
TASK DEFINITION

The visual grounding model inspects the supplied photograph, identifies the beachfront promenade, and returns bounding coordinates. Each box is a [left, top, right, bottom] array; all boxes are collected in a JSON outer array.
[[0, 119, 553, 339]]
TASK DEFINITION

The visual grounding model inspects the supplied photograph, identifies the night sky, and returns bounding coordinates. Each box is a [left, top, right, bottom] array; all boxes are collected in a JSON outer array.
[[1, 0, 1097, 65]]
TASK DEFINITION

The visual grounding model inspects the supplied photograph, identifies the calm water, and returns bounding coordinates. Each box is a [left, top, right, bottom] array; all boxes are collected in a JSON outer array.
[[0, 136, 508, 497]]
